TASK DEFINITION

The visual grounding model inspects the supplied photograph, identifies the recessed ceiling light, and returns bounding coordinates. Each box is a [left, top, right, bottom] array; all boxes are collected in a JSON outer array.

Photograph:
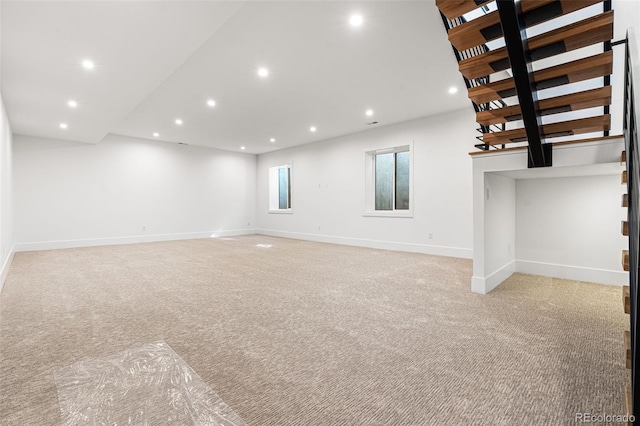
[[310, 126, 317, 132], [448, 86, 458, 94], [240, 146, 246, 150], [81, 59, 95, 70], [59, 122, 68, 129], [207, 99, 216, 107], [270, 138, 276, 142], [349, 14, 364, 27], [68, 100, 78, 108], [257, 67, 269, 78], [175, 119, 183, 125], [153, 132, 159, 137], [365, 109, 374, 116]]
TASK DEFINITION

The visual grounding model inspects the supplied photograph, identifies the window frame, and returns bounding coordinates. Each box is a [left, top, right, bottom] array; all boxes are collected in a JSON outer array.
[[268, 162, 293, 214], [363, 143, 414, 218]]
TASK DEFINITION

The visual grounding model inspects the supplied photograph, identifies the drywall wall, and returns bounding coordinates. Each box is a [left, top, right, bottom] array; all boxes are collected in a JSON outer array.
[[475, 173, 516, 293], [13, 134, 257, 250], [0, 95, 15, 289], [256, 109, 476, 258], [471, 137, 627, 292], [516, 174, 628, 285]]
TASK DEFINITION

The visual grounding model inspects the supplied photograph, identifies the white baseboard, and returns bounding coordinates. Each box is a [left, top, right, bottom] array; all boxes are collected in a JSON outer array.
[[516, 260, 628, 286], [13, 229, 257, 252], [255, 228, 473, 259], [0, 245, 15, 294], [471, 260, 516, 294]]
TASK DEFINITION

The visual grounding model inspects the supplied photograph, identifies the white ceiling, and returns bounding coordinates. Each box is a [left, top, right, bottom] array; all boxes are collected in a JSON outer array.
[[1, 0, 470, 154]]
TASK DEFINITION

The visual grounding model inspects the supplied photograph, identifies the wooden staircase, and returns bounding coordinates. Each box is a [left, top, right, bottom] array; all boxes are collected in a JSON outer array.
[[622, 149, 633, 425], [436, 0, 614, 158]]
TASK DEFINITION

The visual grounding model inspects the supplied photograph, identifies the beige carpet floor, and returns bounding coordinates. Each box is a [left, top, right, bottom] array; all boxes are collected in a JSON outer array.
[[0, 235, 629, 425]]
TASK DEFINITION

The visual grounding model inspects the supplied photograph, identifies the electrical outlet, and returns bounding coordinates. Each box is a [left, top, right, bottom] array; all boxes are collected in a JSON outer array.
[[142, 226, 146, 232], [247, 221, 251, 226], [428, 233, 433, 239], [318, 225, 322, 231]]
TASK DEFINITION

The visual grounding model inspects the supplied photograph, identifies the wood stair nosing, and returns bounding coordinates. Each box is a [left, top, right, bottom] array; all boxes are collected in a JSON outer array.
[[475, 86, 612, 126], [625, 330, 632, 369], [459, 10, 613, 80], [623, 170, 628, 184], [468, 51, 613, 105], [622, 150, 627, 164], [624, 285, 630, 314], [623, 249, 630, 271], [481, 114, 610, 145], [623, 220, 629, 236], [436, 0, 492, 21], [448, 0, 602, 52], [623, 193, 629, 207]]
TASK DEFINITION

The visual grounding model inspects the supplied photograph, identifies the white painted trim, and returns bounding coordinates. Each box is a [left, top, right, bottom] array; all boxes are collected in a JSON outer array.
[[362, 211, 413, 218], [0, 245, 15, 293], [471, 260, 516, 294], [14, 229, 257, 252], [255, 228, 472, 259], [516, 260, 628, 286]]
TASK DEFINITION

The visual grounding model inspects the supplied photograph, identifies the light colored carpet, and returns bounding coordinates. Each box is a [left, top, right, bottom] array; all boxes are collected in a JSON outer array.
[[0, 235, 628, 425]]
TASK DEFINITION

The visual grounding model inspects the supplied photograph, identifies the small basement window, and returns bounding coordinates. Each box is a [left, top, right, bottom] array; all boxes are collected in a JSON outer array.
[[269, 164, 292, 213], [364, 144, 413, 217]]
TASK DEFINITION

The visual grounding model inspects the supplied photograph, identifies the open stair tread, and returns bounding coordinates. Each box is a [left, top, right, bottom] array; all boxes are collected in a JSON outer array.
[[459, 10, 613, 80], [623, 193, 628, 207], [625, 330, 631, 369], [482, 114, 610, 145], [448, 0, 602, 52], [624, 285, 630, 314], [436, 0, 492, 21], [476, 86, 612, 126], [468, 51, 613, 105], [623, 249, 629, 271]]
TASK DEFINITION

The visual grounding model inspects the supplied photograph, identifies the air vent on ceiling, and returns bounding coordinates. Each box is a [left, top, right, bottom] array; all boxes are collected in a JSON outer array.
[[367, 121, 379, 125]]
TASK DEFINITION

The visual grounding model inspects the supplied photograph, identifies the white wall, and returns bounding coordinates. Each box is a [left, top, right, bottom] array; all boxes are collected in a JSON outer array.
[[13, 134, 257, 250], [0, 95, 15, 290], [256, 109, 476, 258], [516, 174, 628, 285], [471, 138, 627, 293], [475, 173, 516, 293]]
